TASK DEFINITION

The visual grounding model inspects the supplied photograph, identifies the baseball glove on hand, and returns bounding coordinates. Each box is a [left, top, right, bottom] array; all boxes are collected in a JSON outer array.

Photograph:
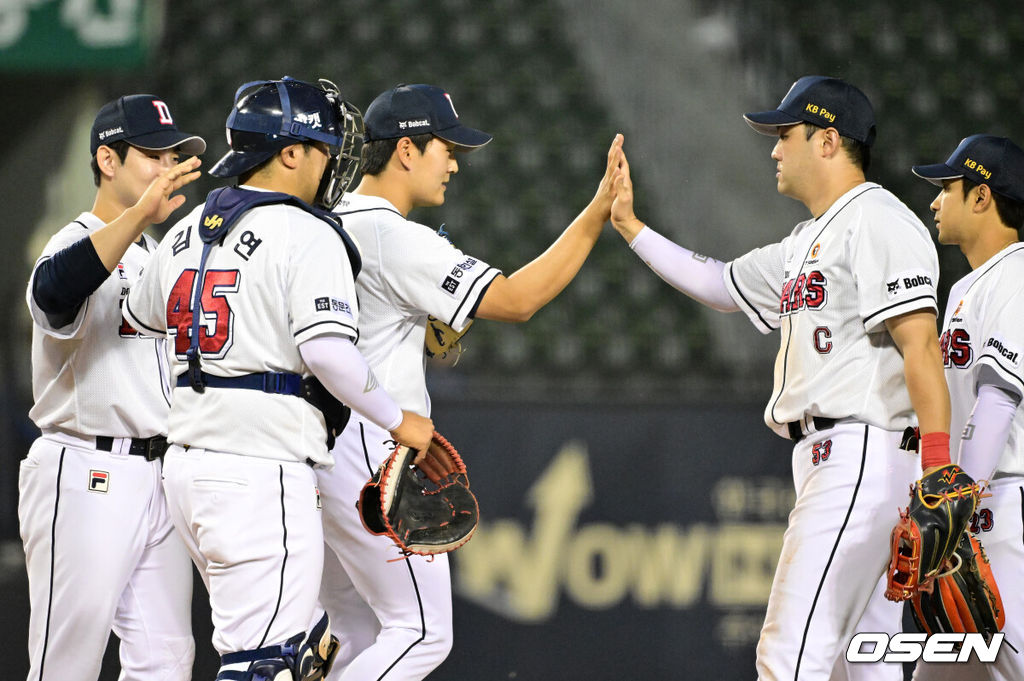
[[357, 432, 478, 557], [911, 532, 1005, 640], [886, 464, 983, 601], [424, 316, 471, 367]]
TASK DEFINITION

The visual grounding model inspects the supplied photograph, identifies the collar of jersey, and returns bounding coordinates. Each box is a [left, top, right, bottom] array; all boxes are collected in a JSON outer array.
[[814, 181, 880, 223], [337, 192, 400, 215]]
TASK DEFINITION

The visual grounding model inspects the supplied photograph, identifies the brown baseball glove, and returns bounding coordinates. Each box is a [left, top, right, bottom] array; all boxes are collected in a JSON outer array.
[[357, 431, 478, 556]]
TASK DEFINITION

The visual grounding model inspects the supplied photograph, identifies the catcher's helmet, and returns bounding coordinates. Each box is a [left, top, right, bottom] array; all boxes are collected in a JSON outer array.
[[210, 77, 363, 209]]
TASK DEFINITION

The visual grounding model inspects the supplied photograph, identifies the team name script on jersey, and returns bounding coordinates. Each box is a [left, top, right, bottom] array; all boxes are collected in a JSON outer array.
[[779, 271, 827, 315], [940, 328, 972, 368]]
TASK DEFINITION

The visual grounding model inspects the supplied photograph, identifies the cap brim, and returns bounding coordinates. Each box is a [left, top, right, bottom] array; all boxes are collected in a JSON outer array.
[[209, 149, 276, 177], [911, 163, 963, 187], [434, 124, 493, 150], [130, 130, 207, 156], [743, 110, 803, 136]]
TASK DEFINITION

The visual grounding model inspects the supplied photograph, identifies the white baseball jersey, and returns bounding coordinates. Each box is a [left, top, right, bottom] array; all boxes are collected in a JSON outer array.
[[333, 192, 501, 414], [315, 192, 500, 679], [723, 182, 940, 437], [124, 188, 359, 465], [27, 212, 170, 437], [941, 242, 1024, 477]]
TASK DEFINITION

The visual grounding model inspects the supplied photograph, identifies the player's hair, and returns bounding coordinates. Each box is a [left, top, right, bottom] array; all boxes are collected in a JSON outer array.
[[237, 142, 315, 186], [960, 178, 1024, 233], [804, 124, 871, 172], [90, 139, 132, 187], [360, 133, 433, 176]]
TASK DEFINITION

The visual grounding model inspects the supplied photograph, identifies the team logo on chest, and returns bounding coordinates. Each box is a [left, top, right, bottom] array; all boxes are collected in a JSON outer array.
[[89, 470, 109, 493], [779, 270, 828, 315]]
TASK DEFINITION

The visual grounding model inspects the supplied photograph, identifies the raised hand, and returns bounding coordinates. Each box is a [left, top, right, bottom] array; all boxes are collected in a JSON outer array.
[[591, 133, 625, 220], [610, 143, 645, 241], [134, 156, 202, 225]]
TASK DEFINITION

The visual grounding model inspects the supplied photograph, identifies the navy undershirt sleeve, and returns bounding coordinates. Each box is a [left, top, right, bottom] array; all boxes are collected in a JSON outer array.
[[32, 236, 110, 326]]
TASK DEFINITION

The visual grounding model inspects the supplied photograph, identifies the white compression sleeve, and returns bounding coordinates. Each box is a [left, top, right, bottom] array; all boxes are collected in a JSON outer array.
[[629, 226, 739, 312], [957, 382, 1020, 482], [299, 335, 404, 431]]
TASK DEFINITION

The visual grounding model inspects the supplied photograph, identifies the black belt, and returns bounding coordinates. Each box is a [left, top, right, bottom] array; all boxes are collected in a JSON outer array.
[[787, 417, 837, 442], [95, 435, 169, 461], [175, 371, 303, 395]]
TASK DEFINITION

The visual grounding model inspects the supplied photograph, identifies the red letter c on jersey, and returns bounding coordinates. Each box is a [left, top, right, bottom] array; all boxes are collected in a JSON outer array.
[[813, 326, 833, 354]]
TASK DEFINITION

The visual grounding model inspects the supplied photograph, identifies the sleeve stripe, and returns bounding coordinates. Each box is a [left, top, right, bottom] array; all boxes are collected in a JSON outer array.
[[123, 296, 165, 335], [293, 319, 357, 338], [448, 266, 500, 327], [977, 355, 1024, 391], [862, 294, 937, 326], [335, 206, 404, 219], [727, 264, 775, 333]]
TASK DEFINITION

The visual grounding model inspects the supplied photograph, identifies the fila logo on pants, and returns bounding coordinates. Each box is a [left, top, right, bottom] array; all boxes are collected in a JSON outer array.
[[89, 470, 109, 493]]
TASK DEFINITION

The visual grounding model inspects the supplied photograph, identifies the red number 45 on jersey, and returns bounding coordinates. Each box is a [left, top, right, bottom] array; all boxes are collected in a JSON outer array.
[[166, 269, 240, 358]]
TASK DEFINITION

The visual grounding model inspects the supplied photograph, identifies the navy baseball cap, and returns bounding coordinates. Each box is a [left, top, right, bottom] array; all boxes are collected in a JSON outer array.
[[912, 135, 1024, 203], [363, 84, 491, 149], [90, 95, 206, 156], [744, 76, 876, 146]]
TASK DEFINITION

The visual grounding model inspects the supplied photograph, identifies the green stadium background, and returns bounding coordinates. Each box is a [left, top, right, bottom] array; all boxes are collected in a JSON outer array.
[[1, 1, 1020, 678]]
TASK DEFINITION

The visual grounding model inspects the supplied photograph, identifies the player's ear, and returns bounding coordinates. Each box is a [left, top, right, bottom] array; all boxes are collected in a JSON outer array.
[[973, 184, 994, 213], [820, 127, 841, 158], [278, 143, 305, 170], [395, 137, 417, 171], [95, 145, 119, 181]]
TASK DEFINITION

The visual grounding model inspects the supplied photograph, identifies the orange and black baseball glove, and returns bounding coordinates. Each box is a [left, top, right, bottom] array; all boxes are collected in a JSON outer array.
[[357, 432, 478, 557], [910, 532, 1004, 641], [885, 463, 983, 601]]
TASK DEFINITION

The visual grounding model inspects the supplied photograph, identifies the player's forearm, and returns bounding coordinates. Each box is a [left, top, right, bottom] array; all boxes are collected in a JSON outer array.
[[958, 383, 1019, 481], [902, 341, 950, 436], [630, 226, 738, 312], [886, 311, 951, 437], [481, 203, 605, 322], [299, 335, 403, 431], [612, 215, 646, 243], [90, 205, 151, 272]]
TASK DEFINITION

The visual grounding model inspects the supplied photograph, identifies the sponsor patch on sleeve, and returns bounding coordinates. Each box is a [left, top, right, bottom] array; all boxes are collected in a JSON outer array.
[[983, 334, 1022, 369], [885, 270, 934, 300], [438, 257, 480, 297], [314, 296, 353, 316]]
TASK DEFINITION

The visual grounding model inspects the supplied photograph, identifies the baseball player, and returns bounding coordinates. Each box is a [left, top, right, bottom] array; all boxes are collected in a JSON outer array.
[[314, 84, 623, 680], [21, 95, 204, 679], [607, 76, 953, 680], [122, 77, 434, 679], [910, 134, 1024, 680]]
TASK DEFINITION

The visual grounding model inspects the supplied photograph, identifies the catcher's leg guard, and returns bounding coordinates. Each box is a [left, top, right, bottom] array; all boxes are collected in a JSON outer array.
[[217, 638, 304, 681], [294, 612, 340, 681], [217, 617, 339, 681]]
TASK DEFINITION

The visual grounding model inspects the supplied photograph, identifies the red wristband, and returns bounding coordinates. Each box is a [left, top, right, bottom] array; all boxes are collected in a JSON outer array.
[[920, 431, 951, 469]]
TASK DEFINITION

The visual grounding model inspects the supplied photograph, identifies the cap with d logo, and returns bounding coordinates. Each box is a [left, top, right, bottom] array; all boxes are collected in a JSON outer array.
[[363, 84, 491, 149], [90, 95, 206, 156]]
